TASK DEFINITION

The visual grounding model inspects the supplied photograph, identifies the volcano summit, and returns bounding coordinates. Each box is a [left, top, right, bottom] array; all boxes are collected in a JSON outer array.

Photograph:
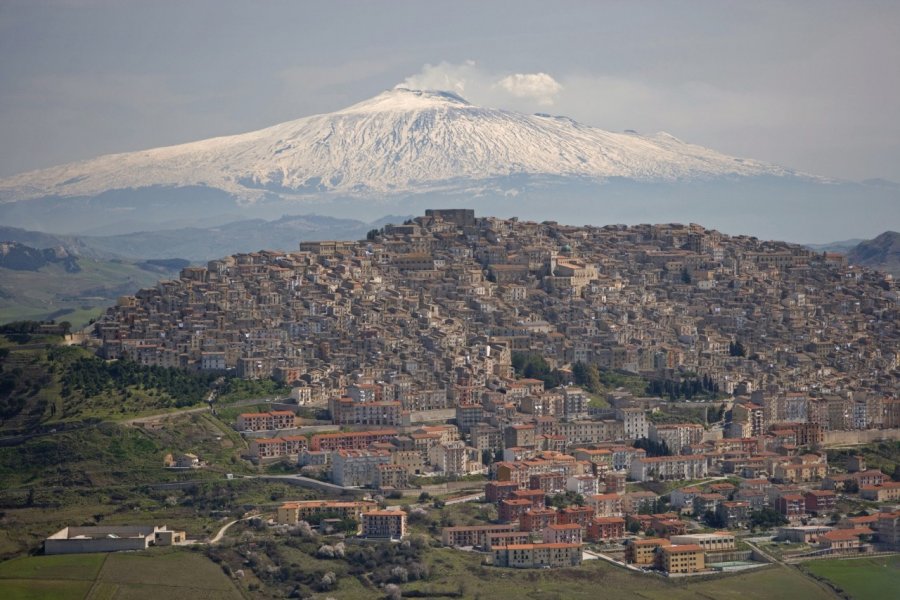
[[0, 88, 896, 241]]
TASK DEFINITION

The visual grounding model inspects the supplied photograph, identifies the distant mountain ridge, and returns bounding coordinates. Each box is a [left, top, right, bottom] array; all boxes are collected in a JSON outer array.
[[846, 231, 900, 275], [0, 241, 80, 273], [1, 214, 405, 262], [0, 241, 184, 327], [804, 238, 866, 254]]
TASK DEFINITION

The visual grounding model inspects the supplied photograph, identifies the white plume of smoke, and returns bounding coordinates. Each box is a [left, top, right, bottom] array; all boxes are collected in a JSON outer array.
[[399, 61, 562, 107]]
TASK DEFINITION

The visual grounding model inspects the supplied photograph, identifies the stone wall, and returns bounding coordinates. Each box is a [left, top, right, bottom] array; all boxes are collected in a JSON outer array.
[[822, 428, 900, 447]]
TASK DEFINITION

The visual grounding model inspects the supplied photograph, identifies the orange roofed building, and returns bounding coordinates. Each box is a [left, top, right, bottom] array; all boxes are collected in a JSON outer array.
[[276, 500, 378, 524], [492, 542, 583, 568]]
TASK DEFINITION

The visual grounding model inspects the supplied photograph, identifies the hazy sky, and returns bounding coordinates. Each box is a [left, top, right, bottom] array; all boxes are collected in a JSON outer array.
[[1, 0, 898, 181]]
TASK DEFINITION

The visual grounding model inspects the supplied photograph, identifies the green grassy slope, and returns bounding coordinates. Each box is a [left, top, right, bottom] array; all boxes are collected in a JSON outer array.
[[0, 258, 179, 329]]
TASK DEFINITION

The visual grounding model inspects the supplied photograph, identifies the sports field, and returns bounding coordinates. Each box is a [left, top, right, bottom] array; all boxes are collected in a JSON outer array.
[[804, 555, 900, 600]]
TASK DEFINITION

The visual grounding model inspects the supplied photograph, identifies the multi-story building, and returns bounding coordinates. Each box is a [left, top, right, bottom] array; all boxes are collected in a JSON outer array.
[[876, 511, 900, 548], [455, 403, 484, 433], [330, 448, 391, 487], [236, 410, 297, 431], [625, 538, 670, 565], [485, 531, 532, 550], [249, 435, 308, 459], [499, 499, 534, 523], [486, 481, 521, 503], [587, 517, 626, 542], [428, 440, 469, 475], [560, 387, 589, 421], [565, 474, 599, 496], [542, 523, 582, 544], [616, 407, 649, 440], [692, 493, 725, 517], [648, 423, 704, 454], [361, 510, 407, 539], [716, 501, 750, 528], [310, 430, 398, 451], [629, 455, 708, 482], [860, 482, 900, 502], [775, 494, 806, 521], [556, 505, 595, 530], [658, 544, 705, 574], [504, 424, 537, 449], [520, 508, 558, 532], [670, 532, 735, 552], [492, 543, 583, 568], [587, 493, 623, 517], [772, 454, 828, 483], [670, 486, 703, 511], [375, 464, 409, 489], [442, 524, 518, 548], [804, 490, 837, 515], [276, 501, 377, 525]]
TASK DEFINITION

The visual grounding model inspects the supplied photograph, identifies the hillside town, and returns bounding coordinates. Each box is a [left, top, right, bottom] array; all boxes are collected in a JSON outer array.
[[91, 209, 900, 573]]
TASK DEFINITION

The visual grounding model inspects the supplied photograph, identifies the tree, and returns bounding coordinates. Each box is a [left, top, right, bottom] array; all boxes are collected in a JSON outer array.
[[546, 491, 584, 509], [749, 508, 788, 529], [511, 352, 563, 389], [572, 361, 601, 394], [703, 509, 726, 528], [634, 437, 671, 457]]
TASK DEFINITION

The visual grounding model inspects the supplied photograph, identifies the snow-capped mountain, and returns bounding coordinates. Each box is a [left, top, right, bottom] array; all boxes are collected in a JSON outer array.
[[1, 87, 896, 243], [0, 88, 808, 204]]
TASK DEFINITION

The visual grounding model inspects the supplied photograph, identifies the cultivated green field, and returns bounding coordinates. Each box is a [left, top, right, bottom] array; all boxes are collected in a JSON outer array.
[[0, 549, 243, 600], [805, 555, 900, 600], [0, 553, 106, 581]]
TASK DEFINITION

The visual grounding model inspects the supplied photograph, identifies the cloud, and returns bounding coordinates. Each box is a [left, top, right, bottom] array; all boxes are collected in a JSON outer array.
[[497, 73, 562, 106], [399, 61, 562, 108], [398, 60, 480, 96]]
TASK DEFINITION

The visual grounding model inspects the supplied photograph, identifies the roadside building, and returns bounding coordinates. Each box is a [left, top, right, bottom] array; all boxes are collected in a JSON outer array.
[[361, 510, 407, 539], [492, 543, 583, 568], [658, 544, 705, 574], [44, 525, 186, 555]]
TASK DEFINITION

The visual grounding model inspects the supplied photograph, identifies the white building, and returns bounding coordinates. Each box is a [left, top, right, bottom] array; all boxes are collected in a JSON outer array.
[[629, 455, 708, 482], [428, 440, 468, 475], [616, 407, 648, 440], [566, 475, 599, 496], [331, 449, 391, 487]]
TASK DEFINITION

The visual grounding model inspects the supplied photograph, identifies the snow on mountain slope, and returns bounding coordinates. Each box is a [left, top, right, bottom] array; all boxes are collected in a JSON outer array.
[[0, 88, 811, 203]]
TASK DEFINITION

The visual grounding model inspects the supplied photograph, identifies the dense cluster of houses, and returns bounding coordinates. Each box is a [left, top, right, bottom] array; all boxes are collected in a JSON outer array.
[[95, 209, 899, 570], [97, 209, 896, 434]]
